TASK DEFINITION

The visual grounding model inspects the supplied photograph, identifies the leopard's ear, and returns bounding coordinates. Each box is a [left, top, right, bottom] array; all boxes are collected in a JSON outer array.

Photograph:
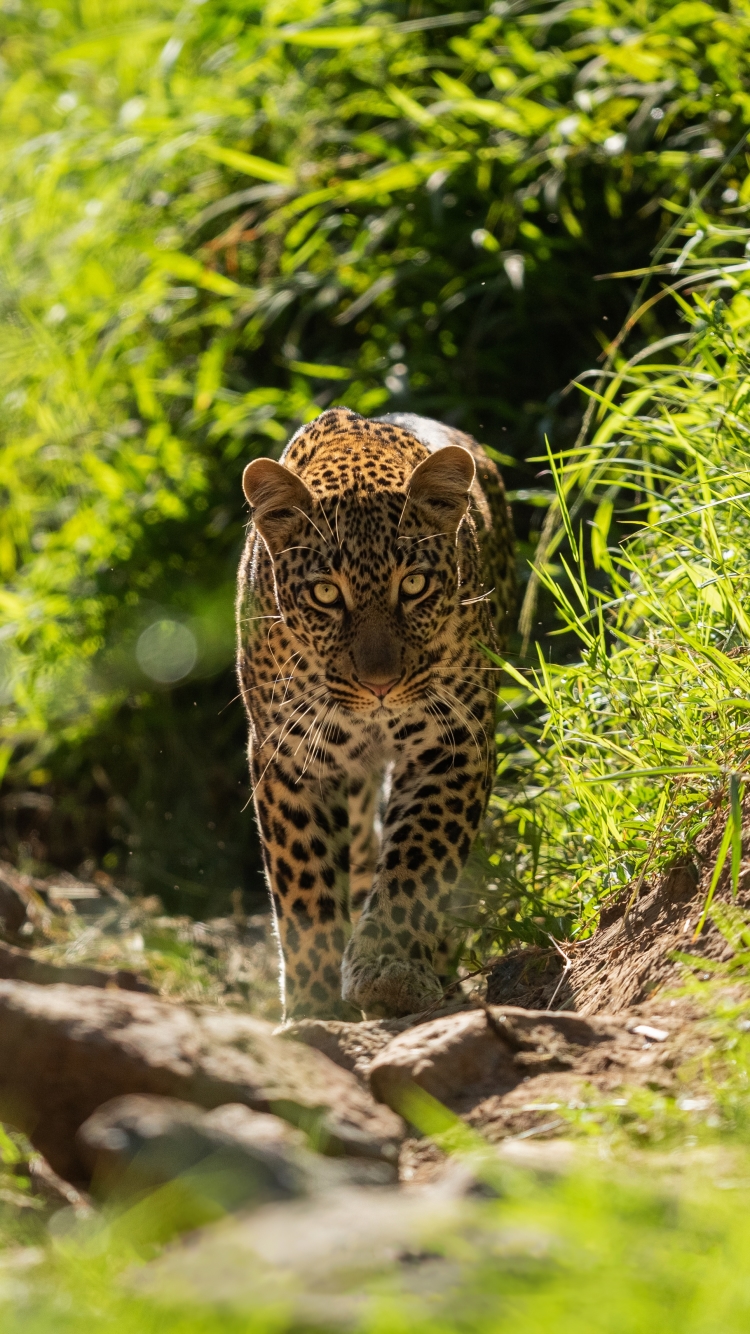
[[242, 458, 314, 555], [405, 445, 476, 532]]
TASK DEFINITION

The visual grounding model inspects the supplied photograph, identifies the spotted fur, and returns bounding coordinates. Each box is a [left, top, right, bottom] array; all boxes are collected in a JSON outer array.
[[236, 408, 515, 1019]]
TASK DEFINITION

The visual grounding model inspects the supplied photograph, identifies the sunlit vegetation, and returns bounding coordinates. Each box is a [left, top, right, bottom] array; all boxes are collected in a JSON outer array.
[[4, 5, 750, 1330], [2, 0, 750, 908], [475, 236, 750, 953]]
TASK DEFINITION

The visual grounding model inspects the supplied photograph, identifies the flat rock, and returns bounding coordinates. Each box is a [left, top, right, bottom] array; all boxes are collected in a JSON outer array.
[[282, 1000, 476, 1079], [367, 1004, 679, 1130], [0, 981, 404, 1186], [368, 1006, 610, 1107], [132, 1183, 492, 1323], [78, 1095, 309, 1208], [282, 1016, 414, 1077], [0, 941, 153, 992]]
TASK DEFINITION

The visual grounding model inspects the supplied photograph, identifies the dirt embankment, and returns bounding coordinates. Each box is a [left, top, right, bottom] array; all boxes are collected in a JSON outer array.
[[487, 799, 749, 1014], [285, 798, 749, 1180]]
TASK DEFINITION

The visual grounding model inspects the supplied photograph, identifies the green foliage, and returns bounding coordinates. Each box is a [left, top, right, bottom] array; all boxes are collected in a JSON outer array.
[[2, 0, 750, 897], [476, 222, 750, 952]]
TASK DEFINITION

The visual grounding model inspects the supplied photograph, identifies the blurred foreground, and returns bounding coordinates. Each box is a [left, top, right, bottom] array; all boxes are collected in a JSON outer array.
[[2, 800, 750, 1331]]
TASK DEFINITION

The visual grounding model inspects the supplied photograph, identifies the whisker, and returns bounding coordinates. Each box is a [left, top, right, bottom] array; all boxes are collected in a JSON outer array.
[[270, 650, 302, 707], [257, 685, 328, 753], [218, 691, 243, 715], [425, 698, 456, 766], [249, 690, 330, 801], [294, 704, 327, 765], [428, 687, 487, 767], [314, 707, 338, 792], [317, 500, 336, 543], [436, 676, 499, 702], [460, 587, 495, 606], [300, 704, 333, 780], [294, 505, 328, 545]]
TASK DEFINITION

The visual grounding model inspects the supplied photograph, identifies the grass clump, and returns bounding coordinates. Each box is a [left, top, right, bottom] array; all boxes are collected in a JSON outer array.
[[474, 222, 750, 955]]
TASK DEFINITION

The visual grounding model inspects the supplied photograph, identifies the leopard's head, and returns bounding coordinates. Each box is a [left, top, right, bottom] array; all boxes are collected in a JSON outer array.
[[243, 414, 475, 717]]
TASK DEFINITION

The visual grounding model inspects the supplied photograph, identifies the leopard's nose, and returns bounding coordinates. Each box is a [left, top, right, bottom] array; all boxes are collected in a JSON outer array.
[[360, 677, 400, 699]]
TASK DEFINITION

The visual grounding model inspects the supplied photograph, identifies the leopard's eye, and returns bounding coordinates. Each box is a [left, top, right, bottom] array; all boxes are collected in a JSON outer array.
[[311, 580, 341, 606], [401, 572, 427, 598]]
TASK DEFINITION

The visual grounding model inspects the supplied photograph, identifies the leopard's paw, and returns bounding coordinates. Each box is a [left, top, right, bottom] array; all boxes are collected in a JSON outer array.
[[341, 949, 443, 1019]]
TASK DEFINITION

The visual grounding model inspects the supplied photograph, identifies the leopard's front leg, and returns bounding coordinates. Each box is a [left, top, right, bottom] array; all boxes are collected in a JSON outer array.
[[341, 736, 492, 1018], [253, 755, 358, 1020]]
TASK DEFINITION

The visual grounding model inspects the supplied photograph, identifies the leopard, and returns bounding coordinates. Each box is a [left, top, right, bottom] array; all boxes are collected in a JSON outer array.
[[236, 407, 515, 1021]]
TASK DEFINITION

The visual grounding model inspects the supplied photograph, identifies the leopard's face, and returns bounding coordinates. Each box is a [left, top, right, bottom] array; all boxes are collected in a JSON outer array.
[[272, 491, 461, 717], [243, 410, 476, 719]]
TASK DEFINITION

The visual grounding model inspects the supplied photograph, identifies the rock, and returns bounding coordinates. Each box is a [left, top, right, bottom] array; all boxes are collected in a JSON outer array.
[[132, 1183, 484, 1322], [78, 1096, 397, 1209], [77, 1096, 308, 1208], [202, 1102, 306, 1149], [282, 1001, 475, 1079], [281, 1016, 414, 1078], [368, 1005, 620, 1113], [0, 981, 404, 1186], [0, 941, 153, 992], [367, 1004, 686, 1141]]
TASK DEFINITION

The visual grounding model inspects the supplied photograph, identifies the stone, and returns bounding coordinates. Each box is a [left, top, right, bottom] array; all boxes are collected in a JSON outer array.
[[367, 1005, 619, 1113], [133, 1171, 558, 1322], [0, 941, 153, 992], [281, 1015, 414, 1078], [78, 1096, 396, 1209], [282, 1001, 474, 1079], [131, 1183, 481, 1322], [77, 1095, 308, 1208], [0, 981, 404, 1187]]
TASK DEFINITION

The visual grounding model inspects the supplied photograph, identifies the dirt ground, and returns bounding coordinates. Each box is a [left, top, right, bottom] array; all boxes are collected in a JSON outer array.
[[1, 800, 746, 1197], [287, 799, 750, 1185]]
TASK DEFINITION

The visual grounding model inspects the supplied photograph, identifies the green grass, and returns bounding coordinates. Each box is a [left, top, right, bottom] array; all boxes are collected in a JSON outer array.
[[472, 224, 750, 957], [5, 1069, 750, 1333]]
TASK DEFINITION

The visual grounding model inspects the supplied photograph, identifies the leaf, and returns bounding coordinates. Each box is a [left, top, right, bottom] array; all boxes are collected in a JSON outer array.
[[279, 26, 384, 48], [287, 361, 353, 379], [150, 252, 241, 297], [198, 142, 294, 185]]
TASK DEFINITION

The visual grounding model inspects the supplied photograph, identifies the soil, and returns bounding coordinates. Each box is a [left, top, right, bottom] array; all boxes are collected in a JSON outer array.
[[486, 799, 748, 1015], [287, 799, 750, 1185]]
